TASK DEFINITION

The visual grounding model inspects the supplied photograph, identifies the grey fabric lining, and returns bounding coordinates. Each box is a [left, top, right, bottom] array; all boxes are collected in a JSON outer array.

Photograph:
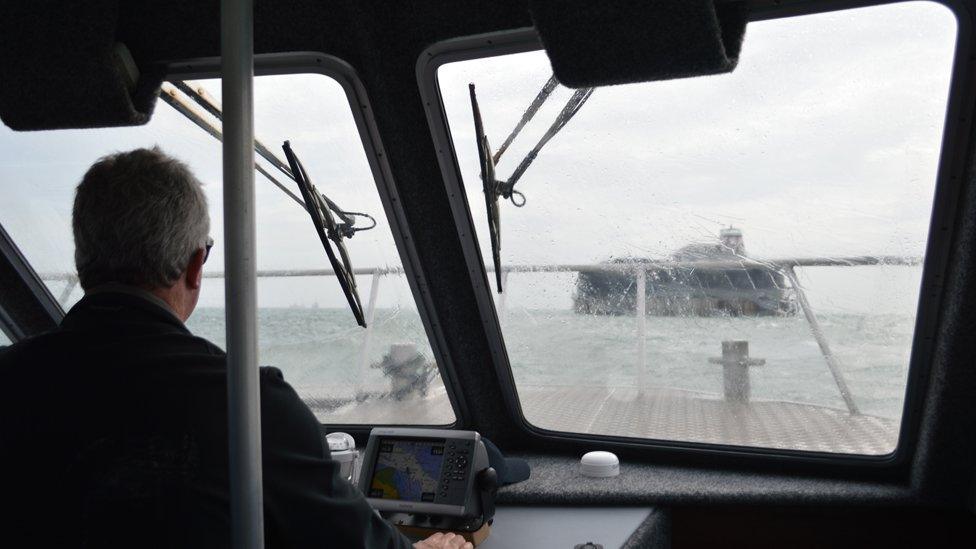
[[528, 0, 747, 87], [0, 1, 162, 131], [909, 87, 976, 507], [496, 454, 910, 506]]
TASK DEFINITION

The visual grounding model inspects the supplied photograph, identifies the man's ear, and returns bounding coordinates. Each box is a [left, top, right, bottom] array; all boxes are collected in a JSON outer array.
[[185, 248, 206, 290]]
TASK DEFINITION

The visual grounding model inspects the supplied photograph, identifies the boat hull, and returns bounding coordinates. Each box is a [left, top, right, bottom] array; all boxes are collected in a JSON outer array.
[[574, 266, 796, 316]]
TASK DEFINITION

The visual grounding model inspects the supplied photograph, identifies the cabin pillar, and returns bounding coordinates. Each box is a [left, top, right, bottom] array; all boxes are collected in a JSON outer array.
[[221, 0, 264, 547]]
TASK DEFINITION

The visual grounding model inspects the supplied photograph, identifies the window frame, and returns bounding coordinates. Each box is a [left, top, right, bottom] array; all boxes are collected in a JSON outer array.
[[0, 221, 62, 341], [416, 0, 973, 468], [0, 52, 467, 427]]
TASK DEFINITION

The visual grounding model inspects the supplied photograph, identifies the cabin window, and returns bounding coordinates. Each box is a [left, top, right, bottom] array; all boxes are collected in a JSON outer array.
[[0, 72, 455, 426], [435, 1, 955, 453]]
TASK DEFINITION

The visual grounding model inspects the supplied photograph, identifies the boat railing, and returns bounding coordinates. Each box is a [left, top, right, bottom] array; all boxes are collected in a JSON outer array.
[[40, 254, 920, 415]]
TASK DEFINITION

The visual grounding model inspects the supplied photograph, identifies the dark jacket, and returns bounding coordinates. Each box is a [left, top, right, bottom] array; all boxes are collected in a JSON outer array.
[[0, 291, 412, 548]]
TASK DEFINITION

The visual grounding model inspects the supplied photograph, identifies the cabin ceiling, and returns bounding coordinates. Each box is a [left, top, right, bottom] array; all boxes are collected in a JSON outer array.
[[2, 0, 976, 511]]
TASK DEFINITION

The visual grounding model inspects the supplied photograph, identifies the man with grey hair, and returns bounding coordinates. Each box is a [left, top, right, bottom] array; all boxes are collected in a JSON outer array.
[[0, 148, 470, 549], [71, 146, 213, 319]]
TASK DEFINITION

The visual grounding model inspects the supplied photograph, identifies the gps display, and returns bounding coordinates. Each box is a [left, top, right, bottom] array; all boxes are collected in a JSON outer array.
[[360, 428, 488, 520], [368, 438, 446, 502]]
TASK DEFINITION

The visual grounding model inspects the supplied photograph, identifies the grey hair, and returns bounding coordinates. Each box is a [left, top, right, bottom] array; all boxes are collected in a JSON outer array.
[[72, 147, 210, 290]]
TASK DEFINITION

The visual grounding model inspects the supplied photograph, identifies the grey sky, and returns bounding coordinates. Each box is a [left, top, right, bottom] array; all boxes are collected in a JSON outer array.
[[0, 74, 418, 311], [0, 0, 958, 316], [437, 1, 956, 313]]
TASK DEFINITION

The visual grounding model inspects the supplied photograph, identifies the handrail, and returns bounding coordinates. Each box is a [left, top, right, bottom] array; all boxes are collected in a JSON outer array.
[[41, 257, 920, 417], [36, 255, 923, 282], [785, 267, 859, 414]]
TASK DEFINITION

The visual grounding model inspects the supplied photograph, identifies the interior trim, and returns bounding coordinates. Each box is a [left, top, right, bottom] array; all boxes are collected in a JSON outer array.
[[0, 222, 61, 340]]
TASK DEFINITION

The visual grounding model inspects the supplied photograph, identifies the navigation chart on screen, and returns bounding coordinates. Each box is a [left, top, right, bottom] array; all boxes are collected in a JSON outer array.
[[369, 439, 446, 502]]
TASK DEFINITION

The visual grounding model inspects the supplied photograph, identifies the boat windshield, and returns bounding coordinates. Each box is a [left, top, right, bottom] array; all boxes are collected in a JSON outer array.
[[0, 73, 455, 426], [435, 1, 957, 454]]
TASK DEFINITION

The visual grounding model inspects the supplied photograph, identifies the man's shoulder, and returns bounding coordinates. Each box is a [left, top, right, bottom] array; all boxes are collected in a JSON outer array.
[[257, 365, 304, 406], [151, 330, 227, 358], [0, 330, 81, 365], [2, 327, 279, 367], [0, 328, 292, 399], [0, 327, 228, 377]]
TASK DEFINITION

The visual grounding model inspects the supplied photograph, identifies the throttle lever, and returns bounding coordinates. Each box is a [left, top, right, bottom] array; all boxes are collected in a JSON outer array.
[[476, 467, 498, 525]]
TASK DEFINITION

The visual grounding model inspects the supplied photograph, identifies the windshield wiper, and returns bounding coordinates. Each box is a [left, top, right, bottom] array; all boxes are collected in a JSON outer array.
[[469, 76, 593, 292], [468, 83, 504, 293], [161, 81, 377, 238], [283, 141, 367, 327], [159, 81, 375, 326]]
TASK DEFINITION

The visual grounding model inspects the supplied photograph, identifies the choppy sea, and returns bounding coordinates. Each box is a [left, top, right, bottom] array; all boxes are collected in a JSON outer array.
[[187, 306, 913, 421]]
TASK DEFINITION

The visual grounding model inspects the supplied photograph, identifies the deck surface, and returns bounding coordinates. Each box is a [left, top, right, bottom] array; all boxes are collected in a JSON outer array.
[[317, 385, 897, 455]]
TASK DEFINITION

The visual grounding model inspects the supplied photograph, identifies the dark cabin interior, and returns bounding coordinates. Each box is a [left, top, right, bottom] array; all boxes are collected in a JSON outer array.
[[1, 1, 975, 547]]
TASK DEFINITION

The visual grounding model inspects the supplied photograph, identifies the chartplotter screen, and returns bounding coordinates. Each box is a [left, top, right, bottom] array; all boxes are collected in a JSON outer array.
[[368, 438, 447, 502]]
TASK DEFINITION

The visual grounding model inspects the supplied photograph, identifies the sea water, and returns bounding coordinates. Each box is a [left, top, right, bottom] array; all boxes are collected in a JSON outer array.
[[187, 306, 914, 422]]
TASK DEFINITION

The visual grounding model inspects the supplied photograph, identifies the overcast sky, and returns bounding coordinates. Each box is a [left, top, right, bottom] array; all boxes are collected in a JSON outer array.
[[0, 0, 958, 315], [441, 1, 955, 261], [437, 0, 956, 312], [0, 74, 421, 310]]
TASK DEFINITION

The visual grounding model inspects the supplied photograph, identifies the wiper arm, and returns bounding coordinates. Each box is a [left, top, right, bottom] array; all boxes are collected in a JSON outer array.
[[492, 75, 559, 164], [160, 82, 305, 208], [283, 141, 367, 327], [172, 81, 294, 186], [162, 81, 376, 236], [502, 86, 593, 193]]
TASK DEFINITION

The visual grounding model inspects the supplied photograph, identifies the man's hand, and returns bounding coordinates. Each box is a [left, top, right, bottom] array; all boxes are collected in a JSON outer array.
[[414, 532, 474, 549]]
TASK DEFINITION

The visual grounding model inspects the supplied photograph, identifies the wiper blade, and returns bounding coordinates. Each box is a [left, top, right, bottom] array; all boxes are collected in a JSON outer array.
[[283, 141, 367, 327], [469, 83, 504, 293], [469, 76, 593, 293]]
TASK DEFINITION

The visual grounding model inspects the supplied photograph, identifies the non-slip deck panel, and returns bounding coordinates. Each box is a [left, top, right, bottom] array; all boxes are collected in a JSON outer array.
[[522, 386, 896, 455], [322, 386, 896, 455]]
